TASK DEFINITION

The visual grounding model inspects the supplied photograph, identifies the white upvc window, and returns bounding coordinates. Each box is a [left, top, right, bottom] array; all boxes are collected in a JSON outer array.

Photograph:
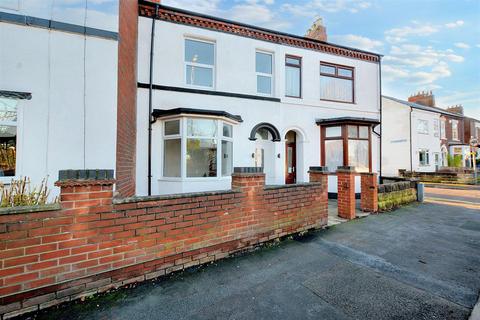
[[417, 119, 429, 134], [184, 38, 215, 88], [452, 120, 459, 141], [0, 97, 18, 178], [440, 119, 446, 139], [162, 117, 234, 179], [419, 149, 430, 166], [433, 119, 439, 138], [256, 51, 273, 96]]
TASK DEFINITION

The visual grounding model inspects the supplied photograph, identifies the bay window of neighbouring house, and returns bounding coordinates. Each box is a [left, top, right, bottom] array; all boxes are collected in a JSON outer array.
[[285, 55, 301, 98], [320, 62, 354, 103], [0, 97, 17, 177], [321, 124, 371, 172], [162, 117, 234, 179], [256, 51, 273, 95], [419, 149, 429, 166], [452, 120, 459, 141], [185, 38, 215, 88]]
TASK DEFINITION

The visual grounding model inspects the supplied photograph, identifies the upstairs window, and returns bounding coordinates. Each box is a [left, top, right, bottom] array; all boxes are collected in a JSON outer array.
[[0, 98, 18, 177], [417, 119, 429, 134], [185, 39, 215, 88], [441, 119, 446, 139], [285, 55, 301, 98], [320, 62, 354, 103], [256, 51, 273, 95], [433, 119, 439, 137], [452, 120, 459, 141]]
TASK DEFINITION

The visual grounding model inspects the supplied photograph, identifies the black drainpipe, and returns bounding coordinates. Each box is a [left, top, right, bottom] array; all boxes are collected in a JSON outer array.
[[378, 57, 383, 181], [148, 4, 159, 196]]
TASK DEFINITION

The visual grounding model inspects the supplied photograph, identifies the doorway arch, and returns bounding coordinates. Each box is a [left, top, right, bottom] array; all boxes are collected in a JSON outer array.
[[283, 128, 306, 184], [250, 123, 281, 185]]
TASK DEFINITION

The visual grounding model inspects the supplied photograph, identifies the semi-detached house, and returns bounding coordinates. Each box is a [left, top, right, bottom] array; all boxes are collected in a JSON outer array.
[[132, 1, 382, 197]]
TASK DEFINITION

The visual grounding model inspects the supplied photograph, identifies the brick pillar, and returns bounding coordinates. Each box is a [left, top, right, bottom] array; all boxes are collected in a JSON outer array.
[[308, 166, 329, 203], [337, 166, 356, 220], [55, 170, 115, 212], [360, 172, 378, 212], [231, 167, 265, 194]]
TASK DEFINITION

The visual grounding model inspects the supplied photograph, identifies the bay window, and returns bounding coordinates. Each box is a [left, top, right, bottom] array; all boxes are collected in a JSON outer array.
[[163, 117, 234, 179], [321, 124, 371, 172], [0, 97, 18, 177], [320, 62, 354, 103], [185, 39, 215, 88], [256, 51, 273, 95]]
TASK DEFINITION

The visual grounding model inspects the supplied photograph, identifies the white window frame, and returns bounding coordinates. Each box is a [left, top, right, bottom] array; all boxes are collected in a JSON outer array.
[[184, 38, 216, 89], [161, 116, 235, 181], [417, 119, 429, 135], [452, 120, 459, 141], [418, 149, 430, 166], [0, 97, 21, 184], [433, 119, 439, 138], [440, 119, 446, 139], [255, 50, 274, 96]]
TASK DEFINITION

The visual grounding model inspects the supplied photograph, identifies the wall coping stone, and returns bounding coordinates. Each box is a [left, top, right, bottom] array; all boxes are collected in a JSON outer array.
[[58, 169, 114, 181], [234, 167, 264, 173], [264, 182, 322, 190], [113, 189, 239, 204], [0, 203, 61, 216], [337, 166, 357, 173], [308, 166, 329, 173], [55, 179, 115, 187]]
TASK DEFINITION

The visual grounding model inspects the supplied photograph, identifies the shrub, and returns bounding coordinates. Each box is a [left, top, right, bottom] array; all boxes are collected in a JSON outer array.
[[447, 154, 463, 168], [0, 177, 56, 208]]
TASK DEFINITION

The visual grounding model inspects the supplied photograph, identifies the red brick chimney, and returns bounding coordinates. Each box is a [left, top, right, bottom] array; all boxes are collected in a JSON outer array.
[[306, 18, 327, 42], [446, 104, 464, 115], [408, 91, 436, 108]]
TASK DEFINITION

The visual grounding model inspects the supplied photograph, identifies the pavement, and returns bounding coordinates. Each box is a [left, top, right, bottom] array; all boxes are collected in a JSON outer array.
[[24, 187, 480, 320]]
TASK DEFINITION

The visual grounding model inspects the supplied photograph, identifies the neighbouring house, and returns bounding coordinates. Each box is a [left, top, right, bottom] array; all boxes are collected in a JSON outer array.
[[130, 1, 382, 196], [463, 116, 480, 166], [382, 95, 444, 176], [0, 1, 119, 196]]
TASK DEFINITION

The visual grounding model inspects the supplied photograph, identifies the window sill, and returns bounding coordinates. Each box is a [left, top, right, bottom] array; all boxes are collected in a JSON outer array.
[[159, 176, 232, 182], [320, 98, 355, 105]]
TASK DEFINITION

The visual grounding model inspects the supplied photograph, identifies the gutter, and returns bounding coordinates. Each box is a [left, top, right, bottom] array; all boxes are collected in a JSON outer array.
[[147, 3, 159, 196]]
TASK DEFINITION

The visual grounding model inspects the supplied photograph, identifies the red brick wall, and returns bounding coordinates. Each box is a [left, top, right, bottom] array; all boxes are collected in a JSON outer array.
[[0, 172, 327, 317], [116, 0, 138, 197], [337, 168, 356, 220]]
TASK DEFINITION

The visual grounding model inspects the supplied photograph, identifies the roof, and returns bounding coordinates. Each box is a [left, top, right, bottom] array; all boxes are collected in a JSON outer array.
[[0, 90, 32, 100], [138, 2, 381, 63], [315, 117, 380, 126], [382, 96, 463, 118], [152, 108, 243, 123]]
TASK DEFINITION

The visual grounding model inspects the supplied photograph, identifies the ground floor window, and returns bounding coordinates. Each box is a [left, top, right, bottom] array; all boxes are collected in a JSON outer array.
[[419, 149, 429, 166], [0, 97, 17, 177], [321, 124, 371, 172], [163, 117, 234, 179]]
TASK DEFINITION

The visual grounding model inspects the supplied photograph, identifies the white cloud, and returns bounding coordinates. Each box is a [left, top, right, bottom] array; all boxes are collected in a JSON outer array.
[[331, 34, 382, 51], [162, 0, 221, 15], [229, 2, 291, 29], [445, 20, 464, 28], [385, 23, 438, 43], [454, 42, 470, 49], [282, 0, 372, 17]]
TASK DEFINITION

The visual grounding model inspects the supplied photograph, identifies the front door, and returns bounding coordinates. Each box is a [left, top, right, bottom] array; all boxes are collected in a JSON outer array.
[[285, 131, 296, 184]]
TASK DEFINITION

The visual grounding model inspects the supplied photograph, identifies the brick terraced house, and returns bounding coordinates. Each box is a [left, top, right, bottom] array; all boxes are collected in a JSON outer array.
[[129, 1, 382, 197]]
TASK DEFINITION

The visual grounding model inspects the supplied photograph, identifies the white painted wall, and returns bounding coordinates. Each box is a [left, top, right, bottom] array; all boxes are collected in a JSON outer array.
[[382, 97, 441, 176], [136, 18, 380, 195], [0, 22, 118, 196]]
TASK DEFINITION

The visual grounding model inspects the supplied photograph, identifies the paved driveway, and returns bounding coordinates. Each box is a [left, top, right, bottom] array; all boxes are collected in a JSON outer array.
[[30, 190, 480, 320]]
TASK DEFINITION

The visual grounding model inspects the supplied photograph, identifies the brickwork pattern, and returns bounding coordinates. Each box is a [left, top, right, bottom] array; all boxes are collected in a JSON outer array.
[[0, 172, 327, 318], [116, 0, 138, 197], [360, 173, 378, 213], [337, 169, 356, 220]]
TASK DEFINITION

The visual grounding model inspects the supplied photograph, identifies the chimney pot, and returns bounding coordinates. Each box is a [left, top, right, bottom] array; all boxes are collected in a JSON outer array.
[[305, 17, 327, 42]]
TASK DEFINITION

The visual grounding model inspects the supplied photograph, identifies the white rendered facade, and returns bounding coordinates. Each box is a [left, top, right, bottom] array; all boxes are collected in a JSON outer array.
[[382, 96, 442, 176], [136, 13, 381, 196], [0, 1, 119, 196]]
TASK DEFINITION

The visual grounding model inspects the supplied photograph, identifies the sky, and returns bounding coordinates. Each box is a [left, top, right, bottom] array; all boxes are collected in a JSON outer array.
[[163, 0, 480, 119]]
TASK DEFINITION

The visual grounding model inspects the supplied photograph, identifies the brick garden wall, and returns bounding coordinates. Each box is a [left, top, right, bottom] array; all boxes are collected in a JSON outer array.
[[0, 169, 328, 318]]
